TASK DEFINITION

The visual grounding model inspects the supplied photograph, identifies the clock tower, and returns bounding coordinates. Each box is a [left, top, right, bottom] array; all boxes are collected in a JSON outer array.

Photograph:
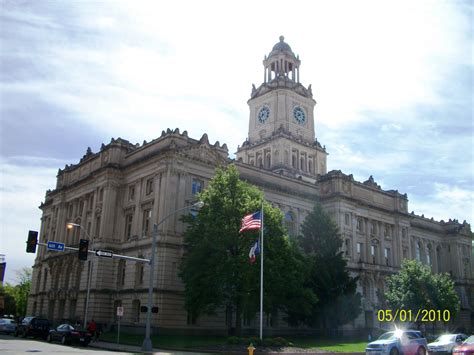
[[236, 36, 327, 180]]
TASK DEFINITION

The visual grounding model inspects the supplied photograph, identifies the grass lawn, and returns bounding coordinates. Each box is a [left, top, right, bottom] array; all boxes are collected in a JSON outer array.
[[291, 338, 367, 352], [101, 332, 367, 352]]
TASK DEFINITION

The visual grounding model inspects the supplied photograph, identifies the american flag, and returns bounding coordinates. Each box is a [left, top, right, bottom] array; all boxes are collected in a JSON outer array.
[[239, 210, 262, 233]]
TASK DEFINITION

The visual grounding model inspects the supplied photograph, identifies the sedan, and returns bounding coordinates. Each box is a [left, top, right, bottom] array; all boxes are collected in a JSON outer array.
[[453, 335, 474, 355], [366, 329, 428, 355], [429, 334, 468, 355], [0, 318, 16, 335], [47, 323, 92, 346]]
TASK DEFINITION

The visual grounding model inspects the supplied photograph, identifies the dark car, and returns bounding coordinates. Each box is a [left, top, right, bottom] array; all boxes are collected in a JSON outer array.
[[47, 323, 92, 346], [14, 316, 50, 339], [0, 318, 16, 335]]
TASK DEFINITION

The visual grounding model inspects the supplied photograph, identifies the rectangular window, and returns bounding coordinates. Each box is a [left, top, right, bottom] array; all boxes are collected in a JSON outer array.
[[357, 242, 361, 254], [79, 200, 84, 216], [136, 263, 144, 286], [384, 247, 390, 265], [95, 216, 101, 238], [88, 194, 94, 210], [344, 213, 350, 226], [345, 239, 351, 256], [356, 218, 363, 232], [192, 179, 203, 195], [145, 178, 154, 195], [99, 188, 104, 201], [125, 214, 133, 239], [371, 245, 376, 264], [187, 310, 197, 325], [128, 185, 135, 201], [142, 209, 151, 237], [370, 222, 377, 235]]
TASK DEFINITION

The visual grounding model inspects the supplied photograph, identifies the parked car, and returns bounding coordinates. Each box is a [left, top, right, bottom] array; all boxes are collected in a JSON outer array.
[[0, 318, 16, 335], [47, 323, 92, 346], [429, 334, 468, 354], [452, 335, 474, 355], [366, 329, 428, 355], [14, 316, 50, 339]]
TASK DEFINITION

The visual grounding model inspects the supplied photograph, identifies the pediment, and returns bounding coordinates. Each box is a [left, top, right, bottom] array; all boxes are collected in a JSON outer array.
[[176, 142, 229, 166]]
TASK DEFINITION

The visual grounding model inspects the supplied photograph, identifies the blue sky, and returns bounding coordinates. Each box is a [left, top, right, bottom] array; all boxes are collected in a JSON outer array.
[[1, 0, 472, 284]]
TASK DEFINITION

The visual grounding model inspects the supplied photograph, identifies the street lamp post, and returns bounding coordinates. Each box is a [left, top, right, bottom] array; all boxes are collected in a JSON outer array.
[[141, 201, 204, 352], [67, 222, 94, 329]]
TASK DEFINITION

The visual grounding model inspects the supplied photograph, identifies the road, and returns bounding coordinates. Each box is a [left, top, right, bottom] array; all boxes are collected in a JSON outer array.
[[0, 333, 115, 354], [0, 334, 213, 354]]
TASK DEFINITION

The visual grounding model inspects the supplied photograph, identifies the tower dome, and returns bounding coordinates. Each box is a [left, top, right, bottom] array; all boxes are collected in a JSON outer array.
[[268, 36, 295, 58], [263, 36, 300, 83]]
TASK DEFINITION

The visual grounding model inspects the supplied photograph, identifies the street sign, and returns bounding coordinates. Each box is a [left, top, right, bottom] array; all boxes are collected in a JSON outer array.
[[47, 241, 65, 251], [95, 250, 113, 258], [117, 306, 123, 317]]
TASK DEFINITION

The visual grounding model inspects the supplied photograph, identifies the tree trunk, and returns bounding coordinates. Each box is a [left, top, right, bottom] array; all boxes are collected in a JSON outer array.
[[235, 302, 242, 337]]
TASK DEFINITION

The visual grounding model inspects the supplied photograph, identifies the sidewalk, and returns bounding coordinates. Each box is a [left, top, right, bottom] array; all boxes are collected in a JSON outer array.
[[89, 340, 365, 355], [89, 340, 214, 354]]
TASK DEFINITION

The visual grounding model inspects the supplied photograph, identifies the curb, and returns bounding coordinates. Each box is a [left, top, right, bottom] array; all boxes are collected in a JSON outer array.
[[90, 341, 365, 355]]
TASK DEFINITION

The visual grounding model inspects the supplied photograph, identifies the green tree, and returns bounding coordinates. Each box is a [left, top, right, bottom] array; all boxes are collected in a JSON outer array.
[[385, 259, 460, 325], [179, 165, 311, 335], [297, 203, 361, 331], [3, 267, 32, 319]]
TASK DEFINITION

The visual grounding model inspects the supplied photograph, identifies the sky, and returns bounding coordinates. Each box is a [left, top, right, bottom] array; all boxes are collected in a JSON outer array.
[[0, 0, 472, 284]]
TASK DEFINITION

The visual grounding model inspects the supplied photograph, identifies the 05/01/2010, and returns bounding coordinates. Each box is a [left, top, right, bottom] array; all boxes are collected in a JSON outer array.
[[377, 309, 451, 322]]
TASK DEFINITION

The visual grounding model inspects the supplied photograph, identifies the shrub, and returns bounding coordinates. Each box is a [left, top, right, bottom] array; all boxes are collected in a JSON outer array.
[[226, 336, 240, 345], [272, 337, 288, 346], [247, 336, 262, 346]]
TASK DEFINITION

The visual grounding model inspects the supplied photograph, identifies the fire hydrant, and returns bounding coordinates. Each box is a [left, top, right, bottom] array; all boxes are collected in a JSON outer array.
[[248, 343, 256, 355]]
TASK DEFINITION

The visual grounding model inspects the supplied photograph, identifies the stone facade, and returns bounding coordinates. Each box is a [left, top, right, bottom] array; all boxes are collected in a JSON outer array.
[[27, 37, 473, 334]]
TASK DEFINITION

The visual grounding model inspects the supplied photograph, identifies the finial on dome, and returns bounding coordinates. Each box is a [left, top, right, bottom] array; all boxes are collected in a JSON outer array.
[[279, 35, 284, 42]]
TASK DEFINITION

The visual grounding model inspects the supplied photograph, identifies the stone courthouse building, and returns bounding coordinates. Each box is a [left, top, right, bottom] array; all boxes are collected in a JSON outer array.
[[27, 37, 473, 334]]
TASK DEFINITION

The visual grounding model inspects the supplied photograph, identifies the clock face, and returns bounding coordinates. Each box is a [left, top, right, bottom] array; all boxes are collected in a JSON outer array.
[[293, 106, 306, 125], [257, 105, 270, 124]]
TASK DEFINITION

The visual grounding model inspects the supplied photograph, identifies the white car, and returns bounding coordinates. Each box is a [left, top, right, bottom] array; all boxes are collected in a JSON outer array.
[[428, 334, 468, 355], [366, 330, 428, 355]]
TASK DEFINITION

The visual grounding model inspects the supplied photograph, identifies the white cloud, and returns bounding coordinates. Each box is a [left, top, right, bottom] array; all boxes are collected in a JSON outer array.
[[410, 183, 474, 224], [0, 158, 63, 284]]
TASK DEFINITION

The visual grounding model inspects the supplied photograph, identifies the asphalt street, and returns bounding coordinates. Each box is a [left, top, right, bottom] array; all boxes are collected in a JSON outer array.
[[0, 334, 213, 354]]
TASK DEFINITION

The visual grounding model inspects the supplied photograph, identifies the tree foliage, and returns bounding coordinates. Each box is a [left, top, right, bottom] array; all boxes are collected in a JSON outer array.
[[296, 203, 361, 330], [179, 165, 309, 335], [2, 267, 32, 318], [385, 259, 460, 322]]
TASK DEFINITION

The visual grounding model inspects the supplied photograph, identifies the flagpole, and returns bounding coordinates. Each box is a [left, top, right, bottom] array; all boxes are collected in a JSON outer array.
[[259, 201, 264, 340]]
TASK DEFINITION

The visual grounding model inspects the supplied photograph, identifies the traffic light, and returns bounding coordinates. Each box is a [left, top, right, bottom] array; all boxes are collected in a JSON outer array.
[[26, 230, 38, 253], [78, 239, 89, 260]]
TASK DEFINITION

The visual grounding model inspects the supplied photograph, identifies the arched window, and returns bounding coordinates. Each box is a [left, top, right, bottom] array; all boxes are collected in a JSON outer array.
[[427, 245, 432, 266], [300, 157, 305, 171], [265, 154, 271, 168], [416, 242, 421, 261], [436, 246, 442, 272], [285, 211, 296, 236], [36, 269, 42, 293], [292, 155, 296, 168], [257, 156, 263, 168], [132, 299, 141, 323], [308, 160, 313, 174]]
